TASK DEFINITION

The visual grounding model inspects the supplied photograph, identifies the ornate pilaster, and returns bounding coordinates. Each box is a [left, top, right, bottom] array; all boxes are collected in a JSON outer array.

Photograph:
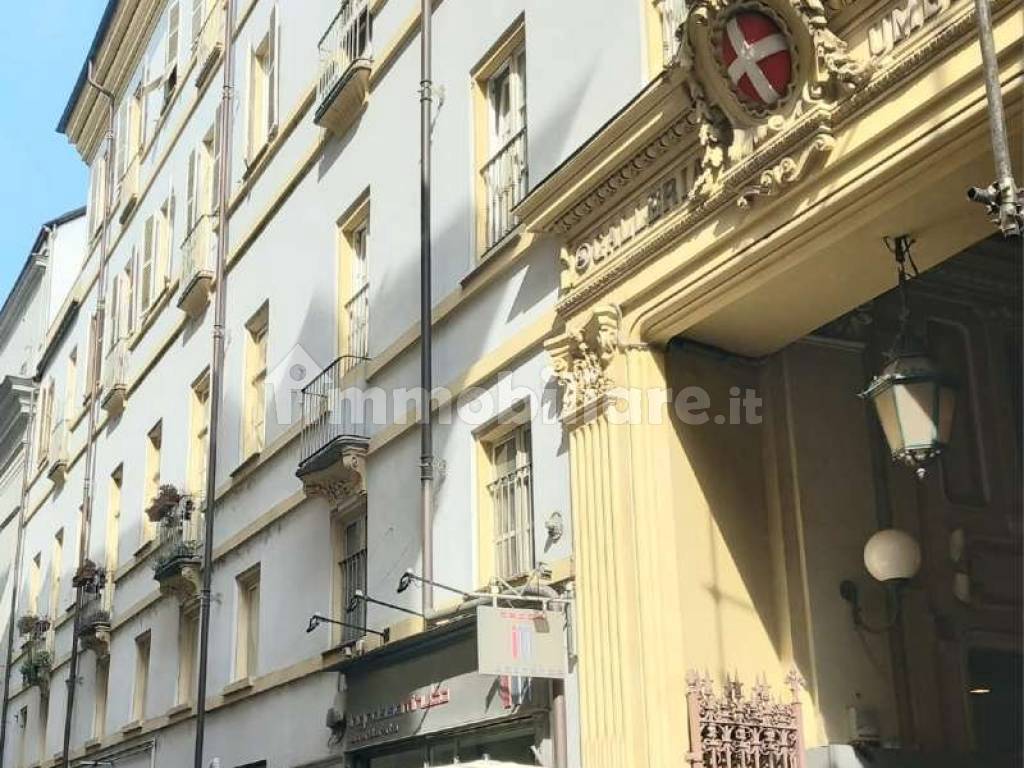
[[545, 308, 688, 768]]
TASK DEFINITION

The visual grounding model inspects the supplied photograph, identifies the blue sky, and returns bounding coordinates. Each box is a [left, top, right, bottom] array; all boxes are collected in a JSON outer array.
[[0, 1, 107, 298]]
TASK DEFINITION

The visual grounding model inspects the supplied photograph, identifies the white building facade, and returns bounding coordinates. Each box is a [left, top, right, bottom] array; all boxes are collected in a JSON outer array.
[[0, 1, 682, 767]]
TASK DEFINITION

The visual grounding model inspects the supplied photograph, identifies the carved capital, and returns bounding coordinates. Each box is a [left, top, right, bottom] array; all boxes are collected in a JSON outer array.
[[545, 305, 622, 421]]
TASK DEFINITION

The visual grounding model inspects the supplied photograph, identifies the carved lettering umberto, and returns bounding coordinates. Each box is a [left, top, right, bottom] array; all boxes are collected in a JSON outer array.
[[868, 0, 951, 59], [569, 157, 700, 287]]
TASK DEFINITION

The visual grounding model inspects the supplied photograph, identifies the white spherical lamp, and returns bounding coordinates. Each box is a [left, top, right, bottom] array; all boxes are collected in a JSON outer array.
[[863, 529, 921, 583]]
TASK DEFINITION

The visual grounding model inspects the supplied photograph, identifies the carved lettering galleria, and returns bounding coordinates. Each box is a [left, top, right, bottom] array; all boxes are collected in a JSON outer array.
[[868, 0, 951, 59], [572, 156, 700, 280]]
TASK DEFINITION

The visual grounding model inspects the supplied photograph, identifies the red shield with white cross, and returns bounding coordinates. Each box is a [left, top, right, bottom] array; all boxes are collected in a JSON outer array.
[[720, 12, 793, 108]]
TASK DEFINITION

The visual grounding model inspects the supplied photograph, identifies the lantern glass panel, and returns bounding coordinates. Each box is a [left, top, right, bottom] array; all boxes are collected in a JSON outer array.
[[895, 379, 940, 450], [872, 385, 904, 455]]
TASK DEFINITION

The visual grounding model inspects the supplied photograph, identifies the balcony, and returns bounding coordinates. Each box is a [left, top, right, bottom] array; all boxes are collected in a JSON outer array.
[[482, 127, 528, 251], [118, 155, 141, 224], [151, 491, 204, 602], [296, 355, 369, 503], [101, 338, 129, 414], [314, 0, 373, 136], [76, 587, 111, 657], [193, 0, 225, 88], [656, 0, 687, 66], [178, 215, 216, 317], [46, 418, 69, 484]]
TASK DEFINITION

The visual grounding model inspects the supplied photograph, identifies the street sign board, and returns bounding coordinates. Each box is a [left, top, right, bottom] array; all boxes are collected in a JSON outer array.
[[476, 605, 568, 679]]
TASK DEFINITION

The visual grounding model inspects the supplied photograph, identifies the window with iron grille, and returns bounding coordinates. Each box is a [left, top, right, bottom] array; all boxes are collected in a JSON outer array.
[[481, 46, 527, 252], [338, 515, 367, 644], [488, 424, 534, 580]]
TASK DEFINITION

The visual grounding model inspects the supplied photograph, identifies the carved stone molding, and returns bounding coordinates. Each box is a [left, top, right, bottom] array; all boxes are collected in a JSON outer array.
[[299, 443, 368, 507], [155, 561, 202, 603], [736, 129, 836, 207], [545, 305, 622, 421]]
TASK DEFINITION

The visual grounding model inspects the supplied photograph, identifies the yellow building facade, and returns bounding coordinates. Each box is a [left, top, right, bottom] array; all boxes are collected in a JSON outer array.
[[519, 0, 1022, 765]]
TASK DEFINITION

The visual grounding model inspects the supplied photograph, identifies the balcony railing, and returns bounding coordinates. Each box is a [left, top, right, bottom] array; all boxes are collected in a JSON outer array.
[[299, 355, 369, 469], [482, 128, 528, 251], [656, 0, 687, 66], [101, 338, 130, 412], [344, 283, 369, 366], [318, 0, 372, 109], [193, 0, 225, 86], [152, 496, 204, 600], [179, 215, 216, 316]]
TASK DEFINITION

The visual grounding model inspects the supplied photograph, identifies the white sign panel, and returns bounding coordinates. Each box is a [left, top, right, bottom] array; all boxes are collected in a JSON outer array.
[[476, 605, 568, 679]]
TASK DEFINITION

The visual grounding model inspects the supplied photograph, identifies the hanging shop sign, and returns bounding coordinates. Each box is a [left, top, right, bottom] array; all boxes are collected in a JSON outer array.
[[476, 606, 568, 680]]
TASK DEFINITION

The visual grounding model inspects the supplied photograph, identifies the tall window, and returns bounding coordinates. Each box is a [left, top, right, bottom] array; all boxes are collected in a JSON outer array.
[[132, 632, 151, 722], [107, 261, 135, 349], [88, 154, 107, 238], [333, 513, 367, 644], [35, 378, 54, 467], [235, 566, 261, 680], [105, 466, 123, 606], [143, 422, 163, 543], [247, 6, 280, 160], [340, 210, 370, 362], [242, 307, 268, 458], [64, 348, 78, 423], [485, 422, 534, 581], [140, 204, 170, 315], [475, 25, 527, 253], [189, 371, 211, 498], [165, 0, 181, 99], [49, 529, 64, 620], [93, 657, 109, 739], [177, 605, 199, 705], [114, 90, 141, 203]]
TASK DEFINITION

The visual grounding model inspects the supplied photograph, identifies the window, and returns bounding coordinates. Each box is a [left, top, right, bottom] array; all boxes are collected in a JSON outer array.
[[140, 203, 170, 315], [35, 378, 54, 466], [28, 554, 41, 614], [108, 260, 135, 349], [143, 422, 163, 543], [177, 605, 199, 705], [339, 202, 370, 363], [478, 419, 534, 582], [473, 23, 527, 254], [242, 307, 268, 458], [93, 657, 109, 739], [166, 0, 181, 86], [64, 348, 77, 423], [332, 512, 366, 645], [88, 154, 107, 237], [49, 529, 64, 620], [235, 566, 261, 680], [105, 466, 123, 601], [247, 6, 280, 160], [189, 371, 211, 498], [114, 90, 141, 202], [132, 632, 151, 722]]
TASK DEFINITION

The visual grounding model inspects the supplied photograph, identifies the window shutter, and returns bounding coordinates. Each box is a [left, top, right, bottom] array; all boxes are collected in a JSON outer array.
[[124, 257, 136, 336], [191, 0, 204, 47], [211, 106, 222, 214], [268, 6, 280, 136], [245, 44, 256, 161], [142, 217, 155, 311], [107, 272, 120, 347], [167, 1, 180, 72], [186, 149, 197, 234]]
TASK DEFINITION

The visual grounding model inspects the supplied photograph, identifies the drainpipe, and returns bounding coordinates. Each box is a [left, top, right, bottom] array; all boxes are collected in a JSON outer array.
[[418, 0, 434, 616], [0, 385, 37, 767], [194, 1, 236, 765], [60, 59, 117, 768], [966, 0, 1022, 236]]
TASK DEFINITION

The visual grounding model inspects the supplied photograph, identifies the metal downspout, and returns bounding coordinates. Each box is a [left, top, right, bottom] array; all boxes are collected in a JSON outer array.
[[419, 0, 434, 616]]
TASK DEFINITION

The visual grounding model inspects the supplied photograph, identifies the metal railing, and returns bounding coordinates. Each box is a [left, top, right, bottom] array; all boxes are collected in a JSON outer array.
[[102, 338, 130, 396], [299, 356, 369, 467], [318, 0, 373, 108], [482, 127, 528, 251], [153, 497, 205, 569], [181, 215, 215, 288], [657, 0, 687, 66], [340, 548, 367, 643], [345, 283, 369, 364], [488, 462, 534, 580], [192, 0, 225, 77]]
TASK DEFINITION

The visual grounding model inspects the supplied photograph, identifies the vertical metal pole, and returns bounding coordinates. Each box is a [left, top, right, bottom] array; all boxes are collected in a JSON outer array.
[[194, 2, 236, 765], [419, 0, 434, 615], [0, 386, 37, 767], [59, 60, 116, 768], [971, 0, 1021, 236]]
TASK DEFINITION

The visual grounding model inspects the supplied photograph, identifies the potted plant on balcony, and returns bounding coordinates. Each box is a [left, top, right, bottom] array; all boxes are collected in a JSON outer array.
[[146, 484, 183, 523], [20, 648, 52, 691], [16, 614, 50, 639], [72, 559, 106, 591]]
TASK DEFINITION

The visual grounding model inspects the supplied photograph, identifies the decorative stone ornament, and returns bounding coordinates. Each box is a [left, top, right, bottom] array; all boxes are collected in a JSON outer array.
[[719, 11, 794, 108], [545, 305, 621, 421]]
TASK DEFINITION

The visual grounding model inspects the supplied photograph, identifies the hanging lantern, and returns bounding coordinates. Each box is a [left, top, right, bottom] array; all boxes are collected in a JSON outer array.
[[860, 236, 957, 479]]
